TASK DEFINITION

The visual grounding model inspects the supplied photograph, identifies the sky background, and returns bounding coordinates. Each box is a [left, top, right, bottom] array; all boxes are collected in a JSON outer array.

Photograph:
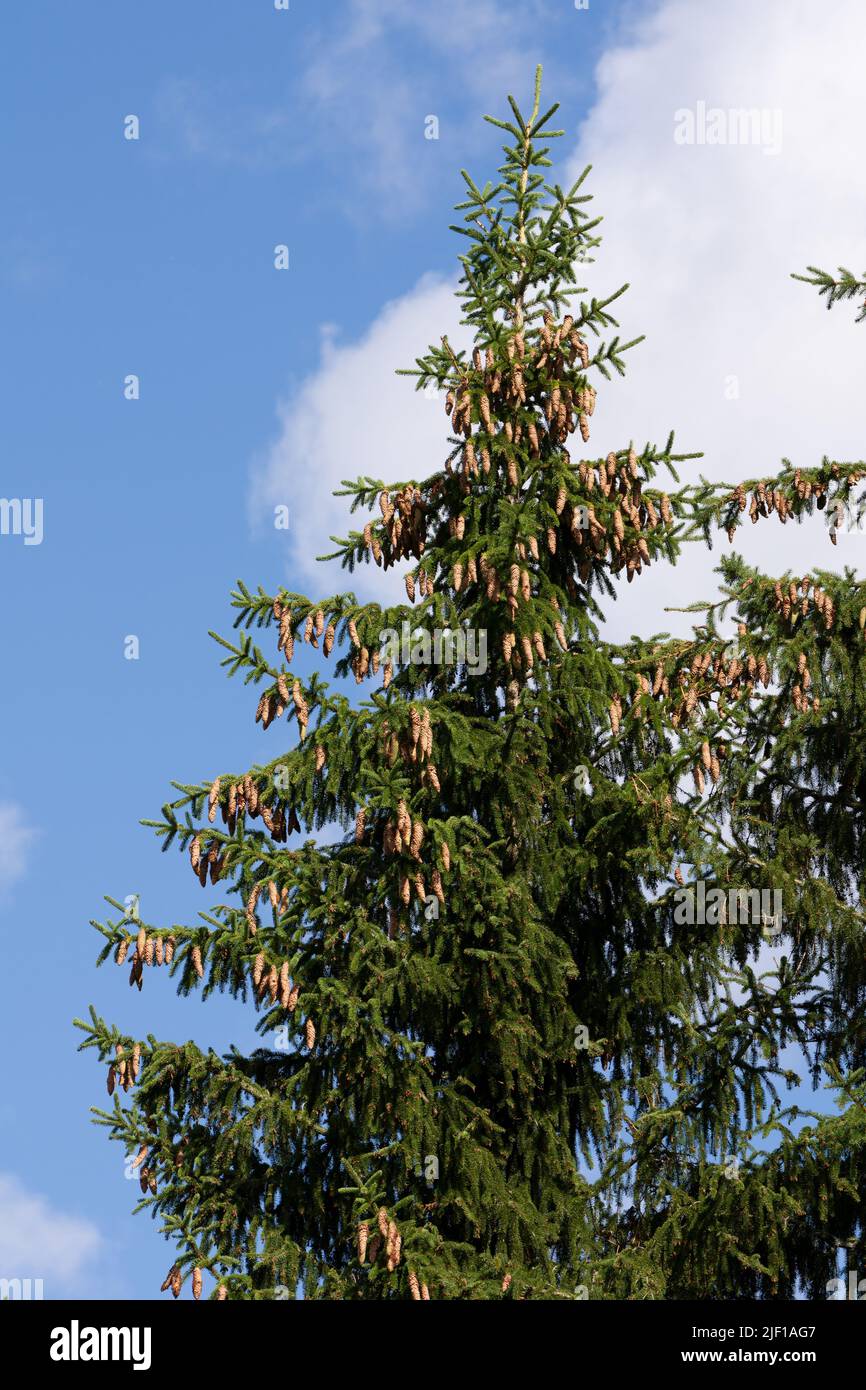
[[1, 0, 865, 1300]]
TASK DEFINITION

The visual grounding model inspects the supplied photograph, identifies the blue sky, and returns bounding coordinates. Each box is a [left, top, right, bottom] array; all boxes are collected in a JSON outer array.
[[1, 0, 865, 1300]]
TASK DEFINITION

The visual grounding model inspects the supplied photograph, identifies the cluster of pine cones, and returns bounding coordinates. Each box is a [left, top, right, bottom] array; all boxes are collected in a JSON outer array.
[[115, 928, 176, 991], [379, 798, 447, 909], [196, 777, 302, 861], [160, 1265, 208, 1300], [568, 451, 673, 584], [770, 576, 834, 632], [251, 950, 301, 1015], [445, 312, 592, 473], [357, 1210, 430, 1294], [359, 487, 427, 569], [723, 465, 866, 542], [107, 1039, 142, 1093]]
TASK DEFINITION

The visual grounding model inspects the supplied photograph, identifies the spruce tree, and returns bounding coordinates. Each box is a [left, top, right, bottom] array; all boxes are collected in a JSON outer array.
[[77, 69, 866, 1301]]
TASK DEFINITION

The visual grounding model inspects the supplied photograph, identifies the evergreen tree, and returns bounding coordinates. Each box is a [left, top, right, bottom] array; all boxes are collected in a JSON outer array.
[[77, 69, 866, 1301]]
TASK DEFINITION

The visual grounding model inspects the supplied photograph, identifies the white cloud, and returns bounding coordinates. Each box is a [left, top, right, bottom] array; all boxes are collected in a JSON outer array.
[[255, 0, 866, 636], [251, 272, 465, 599], [563, 0, 866, 641], [0, 802, 37, 893], [0, 1173, 102, 1290]]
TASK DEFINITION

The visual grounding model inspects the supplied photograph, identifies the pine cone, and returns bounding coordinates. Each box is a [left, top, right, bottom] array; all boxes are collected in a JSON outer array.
[[208, 778, 220, 824], [192, 1268, 203, 1301], [305, 1018, 316, 1050], [191, 945, 204, 979], [408, 1269, 421, 1300], [358, 1222, 369, 1264]]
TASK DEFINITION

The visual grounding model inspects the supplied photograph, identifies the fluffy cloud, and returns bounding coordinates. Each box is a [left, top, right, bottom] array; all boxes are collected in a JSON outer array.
[[0, 802, 36, 893], [561, 0, 866, 641], [251, 273, 465, 599], [255, 0, 866, 634], [0, 1173, 101, 1291]]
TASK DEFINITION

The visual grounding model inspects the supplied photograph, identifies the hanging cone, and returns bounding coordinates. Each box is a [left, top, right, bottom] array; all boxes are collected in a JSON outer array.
[[408, 1270, 421, 1300], [217, 1285, 228, 1301], [355, 808, 367, 842], [191, 945, 204, 979], [115, 938, 130, 966], [431, 868, 444, 904], [358, 1222, 369, 1264], [305, 1018, 316, 1050], [192, 1268, 203, 1301]]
